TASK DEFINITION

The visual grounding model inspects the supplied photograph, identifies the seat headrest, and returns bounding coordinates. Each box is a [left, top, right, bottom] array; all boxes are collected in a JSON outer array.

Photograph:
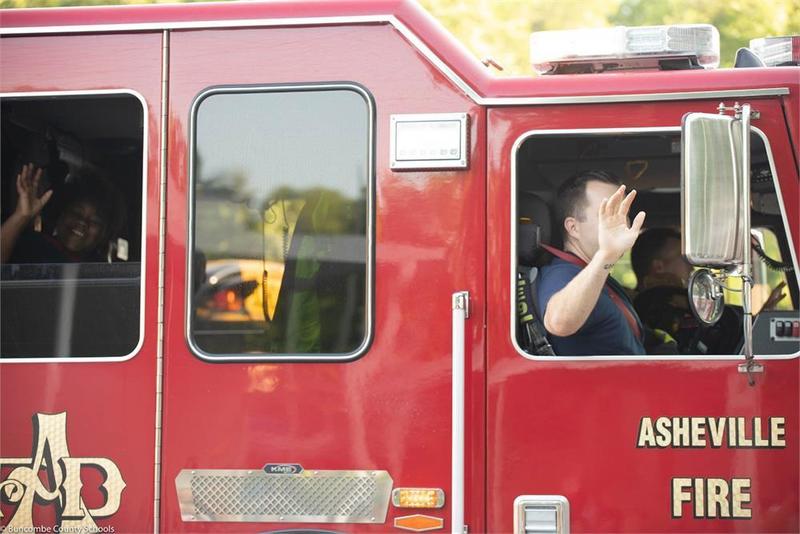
[[517, 192, 553, 266]]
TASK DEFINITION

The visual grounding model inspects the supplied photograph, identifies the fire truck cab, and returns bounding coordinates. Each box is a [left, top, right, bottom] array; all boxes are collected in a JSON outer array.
[[1, 1, 798, 532]]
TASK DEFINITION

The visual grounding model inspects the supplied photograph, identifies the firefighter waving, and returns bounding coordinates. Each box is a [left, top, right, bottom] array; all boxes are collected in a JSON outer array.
[[538, 170, 647, 356]]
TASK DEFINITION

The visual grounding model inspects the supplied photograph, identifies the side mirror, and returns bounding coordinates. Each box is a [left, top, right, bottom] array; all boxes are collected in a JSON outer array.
[[687, 269, 725, 326], [681, 111, 746, 267], [682, 103, 761, 378]]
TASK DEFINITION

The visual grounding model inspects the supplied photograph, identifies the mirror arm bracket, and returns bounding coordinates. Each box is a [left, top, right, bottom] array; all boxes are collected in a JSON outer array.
[[717, 102, 760, 120], [738, 361, 764, 386]]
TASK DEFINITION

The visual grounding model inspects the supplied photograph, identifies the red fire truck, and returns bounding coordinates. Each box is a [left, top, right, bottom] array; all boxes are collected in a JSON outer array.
[[1, 1, 798, 532]]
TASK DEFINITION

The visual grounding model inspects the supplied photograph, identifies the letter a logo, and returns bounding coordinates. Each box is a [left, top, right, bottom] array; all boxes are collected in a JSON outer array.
[[0, 412, 126, 530]]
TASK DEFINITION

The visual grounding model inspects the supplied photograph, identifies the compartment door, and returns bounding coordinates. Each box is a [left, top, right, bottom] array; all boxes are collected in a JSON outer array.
[[1, 32, 164, 531], [486, 100, 799, 532], [161, 24, 486, 533]]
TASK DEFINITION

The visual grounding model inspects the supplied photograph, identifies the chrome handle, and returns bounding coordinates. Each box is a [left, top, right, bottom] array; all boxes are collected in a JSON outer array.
[[452, 291, 469, 534]]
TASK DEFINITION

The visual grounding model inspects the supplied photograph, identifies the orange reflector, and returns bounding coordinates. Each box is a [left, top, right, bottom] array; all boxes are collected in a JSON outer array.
[[394, 514, 444, 532], [392, 488, 445, 508]]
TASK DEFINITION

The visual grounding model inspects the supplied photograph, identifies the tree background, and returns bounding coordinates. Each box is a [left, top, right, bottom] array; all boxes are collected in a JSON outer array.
[[3, 0, 798, 73]]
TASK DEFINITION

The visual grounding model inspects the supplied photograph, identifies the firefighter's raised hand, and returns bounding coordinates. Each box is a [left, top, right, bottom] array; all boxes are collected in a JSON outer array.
[[14, 163, 52, 221], [762, 281, 787, 312], [596, 184, 646, 264]]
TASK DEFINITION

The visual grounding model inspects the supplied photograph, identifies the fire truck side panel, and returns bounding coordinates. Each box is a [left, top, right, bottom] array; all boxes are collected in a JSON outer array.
[[0, 33, 164, 530], [160, 23, 486, 532], [2, 3, 799, 533], [487, 98, 799, 532]]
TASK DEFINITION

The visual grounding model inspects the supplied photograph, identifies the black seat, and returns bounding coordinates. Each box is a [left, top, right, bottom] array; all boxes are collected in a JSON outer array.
[[516, 192, 556, 355], [518, 192, 553, 267]]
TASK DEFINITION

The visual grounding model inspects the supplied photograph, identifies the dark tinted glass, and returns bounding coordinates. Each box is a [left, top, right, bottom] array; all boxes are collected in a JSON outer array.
[[190, 87, 370, 356], [0, 94, 144, 358]]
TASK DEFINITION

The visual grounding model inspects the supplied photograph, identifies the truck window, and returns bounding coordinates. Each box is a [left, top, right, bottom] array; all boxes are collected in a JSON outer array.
[[515, 129, 797, 358], [0, 93, 145, 359], [189, 85, 372, 359]]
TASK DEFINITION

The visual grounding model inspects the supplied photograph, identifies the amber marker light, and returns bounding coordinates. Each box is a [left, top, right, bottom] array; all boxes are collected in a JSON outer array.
[[394, 514, 444, 532], [392, 488, 445, 509]]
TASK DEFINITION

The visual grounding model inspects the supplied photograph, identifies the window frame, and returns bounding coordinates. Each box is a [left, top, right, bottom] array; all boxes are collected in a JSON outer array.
[[186, 82, 375, 363], [511, 125, 800, 361], [0, 89, 149, 363]]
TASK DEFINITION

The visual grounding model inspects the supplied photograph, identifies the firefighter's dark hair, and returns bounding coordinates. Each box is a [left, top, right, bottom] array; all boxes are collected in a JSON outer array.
[[631, 227, 681, 290], [554, 170, 621, 240]]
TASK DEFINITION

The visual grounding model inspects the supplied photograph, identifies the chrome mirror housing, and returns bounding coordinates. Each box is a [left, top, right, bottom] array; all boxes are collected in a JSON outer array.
[[681, 112, 745, 267]]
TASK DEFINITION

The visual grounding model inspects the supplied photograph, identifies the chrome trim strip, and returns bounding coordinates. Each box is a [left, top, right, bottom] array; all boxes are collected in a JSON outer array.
[[152, 29, 169, 534], [480, 88, 790, 106], [0, 15, 392, 35], [0, 89, 149, 364], [451, 291, 468, 534], [1, 14, 788, 106], [185, 83, 375, 362], [510, 126, 800, 361], [388, 17, 480, 102], [513, 495, 570, 534]]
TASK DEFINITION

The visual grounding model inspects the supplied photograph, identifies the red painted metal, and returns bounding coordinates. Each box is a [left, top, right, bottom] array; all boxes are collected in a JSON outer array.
[[487, 99, 799, 532], [159, 22, 486, 533], [1, 1, 797, 533], [0, 33, 164, 531], [3, 1, 798, 102]]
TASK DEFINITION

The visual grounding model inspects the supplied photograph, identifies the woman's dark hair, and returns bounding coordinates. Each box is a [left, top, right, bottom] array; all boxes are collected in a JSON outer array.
[[57, 176, 126, 251]]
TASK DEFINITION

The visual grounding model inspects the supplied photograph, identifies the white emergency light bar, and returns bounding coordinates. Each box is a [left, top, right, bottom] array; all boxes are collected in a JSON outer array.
[[530, 24, 720, 75], [749, 36, 800, 67]]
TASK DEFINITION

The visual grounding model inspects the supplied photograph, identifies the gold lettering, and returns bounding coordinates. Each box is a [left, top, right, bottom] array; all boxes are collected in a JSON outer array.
[[731, 479, 752, 518], [655, 417, 671, 447], [672, 417, 690, 447], [737, 418, 753, 447], [690, 418, 706, 447], [637, 418, 656, 447], [693, 478, 705, 517], [672, 478, 692, 518], [82, 458, 126, 517], [707, 478, 730, 518], [59, 458, 88, 519], [0, 412, 126, 530], [771, 417, 786, 447], [753, 418, 769, 447], [707, 418, 725, 447]]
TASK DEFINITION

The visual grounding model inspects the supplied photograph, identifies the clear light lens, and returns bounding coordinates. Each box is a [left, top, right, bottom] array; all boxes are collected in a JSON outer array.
[[530, 24, 719, 74], [749, 36, 800, 66]]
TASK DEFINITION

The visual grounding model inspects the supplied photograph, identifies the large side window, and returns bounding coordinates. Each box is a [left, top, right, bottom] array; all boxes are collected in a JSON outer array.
[[514, 130, 798, 358], [1, 94, 145, 359], [189, 85, 372, 358]]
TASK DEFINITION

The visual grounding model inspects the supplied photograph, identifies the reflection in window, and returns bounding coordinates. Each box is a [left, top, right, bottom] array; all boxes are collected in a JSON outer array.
[[0, 94, 144, 358], [190, 87, 370, 357]]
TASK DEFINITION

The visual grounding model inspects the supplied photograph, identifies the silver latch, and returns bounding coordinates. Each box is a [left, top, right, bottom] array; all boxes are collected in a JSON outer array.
[[452, 291, 470, 319], [514, 495, 570, 534]]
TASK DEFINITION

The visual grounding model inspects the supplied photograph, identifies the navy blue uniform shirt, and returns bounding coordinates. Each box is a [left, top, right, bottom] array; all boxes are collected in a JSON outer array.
[[537, 258, 646, 356]]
